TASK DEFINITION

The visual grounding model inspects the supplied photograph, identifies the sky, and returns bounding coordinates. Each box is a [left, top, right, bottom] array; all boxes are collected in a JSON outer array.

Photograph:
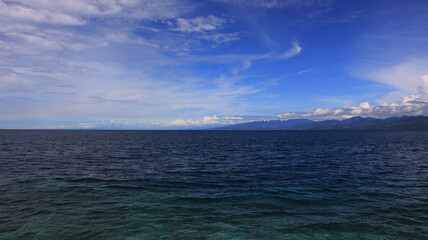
[[1, 0, 428, 129]]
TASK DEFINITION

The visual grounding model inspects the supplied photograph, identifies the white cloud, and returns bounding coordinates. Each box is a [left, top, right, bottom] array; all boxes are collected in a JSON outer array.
[[0, 1, 85, 25], [311, 108, 331, 116], [158, 114, 276, 127], [165, 118, 200, 127], [359, 102, 371, 109], [277, 112, 295, 118], [201, 32, 240, 44], [203, 115, 220, 124], [4, 0, 189, 21], [0, 0, 193, 53], [296, 68, 315, 75], [418, 75, 428, 99], [58, 123, 97, 129], [168, 41, 302, 66], [159, 115, 221, 127], [277, 75, 428, 120], [10, 0, 123, 15], [222, 116, 244, 120], [0, 57, 266, 123], [362, 59, 428, 96], [129, 0, 193, 20], [24, 115, 257, 129], [5, 31, 62, 50], [18, 75, 428, 129], [172, 15, 226, 32], [276, 41, 302, 60], [6, 0, 417, 130]]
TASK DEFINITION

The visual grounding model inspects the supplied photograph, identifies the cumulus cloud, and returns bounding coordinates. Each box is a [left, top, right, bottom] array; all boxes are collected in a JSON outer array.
[[277, 112, 296, 118], [172, 15, 226, 32], [277, 75, 428, 120], [202, 115, 220, 124], [155, 115, 221, 127], [164, 118, 200, 127], [158, 115, 276, 127]]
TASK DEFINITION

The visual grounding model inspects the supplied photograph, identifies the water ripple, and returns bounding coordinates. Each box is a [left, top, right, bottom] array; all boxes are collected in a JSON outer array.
[[0, 130, 427, 239]]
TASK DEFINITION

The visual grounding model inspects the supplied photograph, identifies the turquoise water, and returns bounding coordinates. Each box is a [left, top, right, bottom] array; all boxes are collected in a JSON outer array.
[[0, 130, 427, 239]]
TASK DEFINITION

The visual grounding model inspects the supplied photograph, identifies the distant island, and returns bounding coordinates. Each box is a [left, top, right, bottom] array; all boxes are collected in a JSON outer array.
[[215, 115, 428, 130]]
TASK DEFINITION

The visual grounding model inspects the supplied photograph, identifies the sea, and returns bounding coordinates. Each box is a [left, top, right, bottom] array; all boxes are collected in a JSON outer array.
[[0, 130, 427, 240]]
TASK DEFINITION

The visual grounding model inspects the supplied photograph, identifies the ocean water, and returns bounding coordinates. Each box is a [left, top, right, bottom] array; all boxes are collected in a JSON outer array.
[[0, 130, 427, 240]]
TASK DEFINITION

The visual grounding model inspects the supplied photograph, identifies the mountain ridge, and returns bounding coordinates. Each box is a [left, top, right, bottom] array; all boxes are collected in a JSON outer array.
[[214, 115, 428, 130]]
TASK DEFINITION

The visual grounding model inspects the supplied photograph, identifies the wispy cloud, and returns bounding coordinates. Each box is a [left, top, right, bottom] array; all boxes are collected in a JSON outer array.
[[275, 41, 302, 60], [171, 15, 226, 32], [201, 32, 240, 45], [296, 68, 315, 75], [166, 41, 303, 66], [359, 59, 428, 94]]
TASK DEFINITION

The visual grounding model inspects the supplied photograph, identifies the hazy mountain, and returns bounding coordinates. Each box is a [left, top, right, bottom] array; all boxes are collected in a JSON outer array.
[[214, 116, 428, 130], [216, 119, 314, 130]]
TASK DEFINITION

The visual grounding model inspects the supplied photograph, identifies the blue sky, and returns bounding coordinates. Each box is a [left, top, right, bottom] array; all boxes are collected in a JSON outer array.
[[1, 0, 428, 129]]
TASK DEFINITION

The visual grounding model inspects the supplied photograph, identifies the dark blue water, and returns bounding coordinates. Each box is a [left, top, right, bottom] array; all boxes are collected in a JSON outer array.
[[0, 130, 427, 239]]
